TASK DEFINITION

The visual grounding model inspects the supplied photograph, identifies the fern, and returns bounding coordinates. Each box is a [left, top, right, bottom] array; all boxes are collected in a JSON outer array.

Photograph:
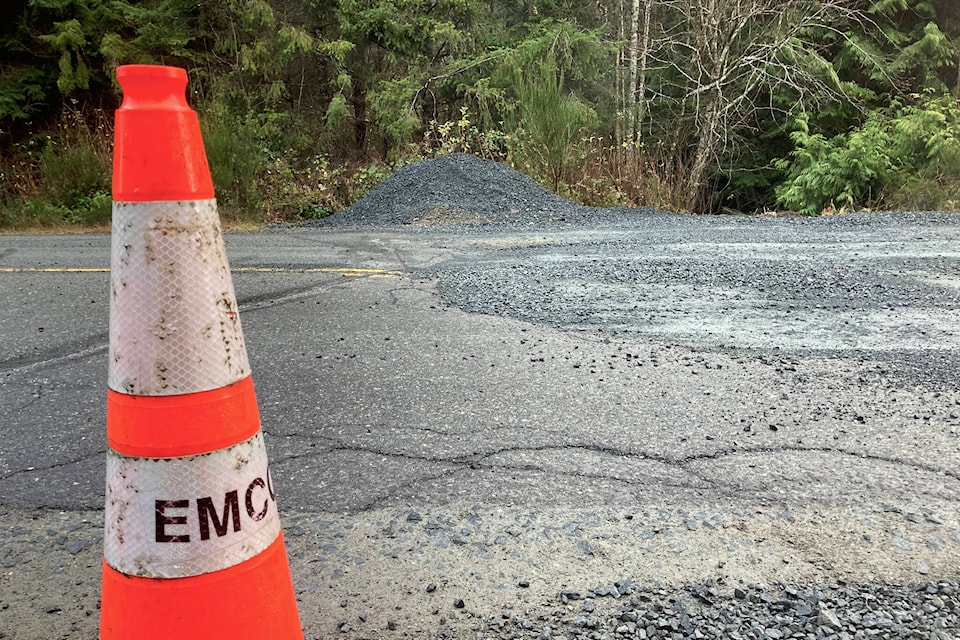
[[776, 93, 960, 213]]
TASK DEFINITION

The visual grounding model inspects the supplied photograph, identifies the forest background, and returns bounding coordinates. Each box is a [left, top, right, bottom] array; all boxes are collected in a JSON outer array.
[[1, 0, 959, 227]]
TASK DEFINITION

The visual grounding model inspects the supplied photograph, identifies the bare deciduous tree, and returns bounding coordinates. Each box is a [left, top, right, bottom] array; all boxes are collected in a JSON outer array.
[[608, 0, 869, 211], [671, 0, 870, 210]]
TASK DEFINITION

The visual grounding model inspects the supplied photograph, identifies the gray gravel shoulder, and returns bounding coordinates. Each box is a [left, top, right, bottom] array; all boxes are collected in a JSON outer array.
[[3, 504, 958, 639]]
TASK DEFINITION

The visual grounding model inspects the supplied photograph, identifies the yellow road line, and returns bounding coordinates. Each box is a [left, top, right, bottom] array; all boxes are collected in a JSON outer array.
[[233, 267, 403, 278], [1, 266, 403, 278]]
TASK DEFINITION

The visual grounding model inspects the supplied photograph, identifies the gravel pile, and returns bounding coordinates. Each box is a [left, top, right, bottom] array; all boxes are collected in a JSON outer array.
[[312, 153, 664, 227]]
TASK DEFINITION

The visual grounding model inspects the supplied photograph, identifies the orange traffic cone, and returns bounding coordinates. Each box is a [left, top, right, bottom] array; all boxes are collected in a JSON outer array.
[[100, 65, 302, 639]]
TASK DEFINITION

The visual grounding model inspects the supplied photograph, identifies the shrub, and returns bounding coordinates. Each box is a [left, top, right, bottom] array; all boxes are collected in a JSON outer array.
[[0, 106, 112, 228], [775, 93, 960, 214], [201, 115, 264, 219], [512, 62, 597, 193]]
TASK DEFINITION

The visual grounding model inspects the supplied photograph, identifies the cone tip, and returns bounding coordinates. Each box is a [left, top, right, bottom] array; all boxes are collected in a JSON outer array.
[[113, 63, 214, 200], [116, 64, 186, 82], [116, 65, 189, 111]]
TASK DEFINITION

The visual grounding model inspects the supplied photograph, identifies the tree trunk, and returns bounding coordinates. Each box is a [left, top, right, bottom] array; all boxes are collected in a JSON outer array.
[[614, 0, 629, 163], [686, 91, 722, 212], [626, 0, 641, 144], [614, 0, 626, 159], [635, 0, 651, 139]]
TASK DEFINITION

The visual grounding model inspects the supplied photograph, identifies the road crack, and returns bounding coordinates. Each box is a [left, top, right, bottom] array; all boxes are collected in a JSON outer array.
[[0, 450, 106, 482], [266, 433, 960, 510]]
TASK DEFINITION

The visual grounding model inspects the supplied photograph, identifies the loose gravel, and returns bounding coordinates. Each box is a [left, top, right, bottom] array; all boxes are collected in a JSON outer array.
[[440, 581, 960, 640]]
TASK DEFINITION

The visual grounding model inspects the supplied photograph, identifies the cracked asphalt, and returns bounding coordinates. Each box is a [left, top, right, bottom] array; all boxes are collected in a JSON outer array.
[[0, 211, 959, 639]]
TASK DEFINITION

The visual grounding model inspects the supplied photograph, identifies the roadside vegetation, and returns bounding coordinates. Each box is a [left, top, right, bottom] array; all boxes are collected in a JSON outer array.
[[1, 0, 959, 228]]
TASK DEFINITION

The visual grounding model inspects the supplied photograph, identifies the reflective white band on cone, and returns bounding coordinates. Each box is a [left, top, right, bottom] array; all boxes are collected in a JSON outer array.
[[109, 199, 249, 396], [104, 432, 281, 578]]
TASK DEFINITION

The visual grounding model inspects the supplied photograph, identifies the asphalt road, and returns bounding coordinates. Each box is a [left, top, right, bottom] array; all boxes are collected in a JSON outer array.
[[1, 211, 959, 639]]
